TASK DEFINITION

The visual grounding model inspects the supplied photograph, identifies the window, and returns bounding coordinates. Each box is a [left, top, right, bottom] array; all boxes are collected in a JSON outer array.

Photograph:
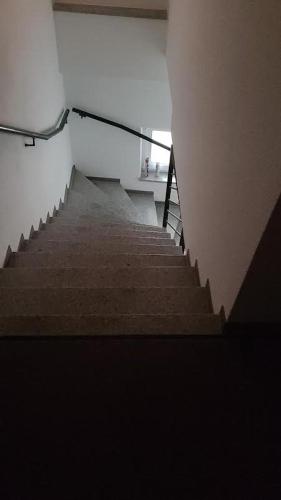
[[140, 128, 172, 182], [150, 130, 172, 167]]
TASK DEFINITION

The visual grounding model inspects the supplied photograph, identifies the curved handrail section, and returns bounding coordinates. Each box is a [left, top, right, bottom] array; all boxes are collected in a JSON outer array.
[[0, 109, 70, 141], [72, 107, 171, 151]]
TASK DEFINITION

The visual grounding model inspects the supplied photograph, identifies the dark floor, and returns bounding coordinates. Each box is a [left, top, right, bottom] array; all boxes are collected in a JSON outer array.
[[1, 333, 281, 499]]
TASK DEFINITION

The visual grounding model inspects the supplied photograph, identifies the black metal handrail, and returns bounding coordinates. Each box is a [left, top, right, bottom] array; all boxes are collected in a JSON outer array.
[[0, 109, 70, 146], [72, 107, 171, 151]]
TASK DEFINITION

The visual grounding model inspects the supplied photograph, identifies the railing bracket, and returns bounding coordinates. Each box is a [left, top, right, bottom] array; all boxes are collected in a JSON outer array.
[[0, 109, 69, 144], [25, 137, 35, 147]]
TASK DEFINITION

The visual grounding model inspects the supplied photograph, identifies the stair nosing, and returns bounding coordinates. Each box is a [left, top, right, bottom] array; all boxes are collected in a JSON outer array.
[[1, 265, 190, 270], [0, 313, 220, 318], [0, 285, 203, 292]]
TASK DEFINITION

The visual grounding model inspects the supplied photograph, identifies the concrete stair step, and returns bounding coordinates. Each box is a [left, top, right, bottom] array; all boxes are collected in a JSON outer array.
[[67, 191, 117, 213], [56, 215, 138, 228], [24, 240, 181, 255], [0, 314, 222, 336], [68, 190, 108, 209], [59, 205, 125, 223], [0, 267, 196, 288], [0, 168, 217, 339], [37, 225, 171, 240], [126, 190, 158, 226], [32, 232, 173, 246], [0, 287, 212, 315], [71, 169, 110, 205], [90, 178, 142, 224], [52, 217, 167, 232], [9, 252, 187, 268], [67, 190, 137, 223], [69, 171, 134, 220]]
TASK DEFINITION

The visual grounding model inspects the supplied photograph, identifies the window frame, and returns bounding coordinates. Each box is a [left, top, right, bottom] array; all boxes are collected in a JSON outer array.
[[140, 127, 172, 177]]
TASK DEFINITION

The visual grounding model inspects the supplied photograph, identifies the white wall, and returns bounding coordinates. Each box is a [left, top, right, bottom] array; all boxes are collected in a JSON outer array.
[[54, 12, 171, 200], [167, 0, 281, 315], [0, 0, 73, 266]]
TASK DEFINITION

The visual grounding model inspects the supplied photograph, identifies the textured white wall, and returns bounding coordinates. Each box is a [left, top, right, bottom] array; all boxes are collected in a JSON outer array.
[[167, 0, 281, 315], [54, 12, 171, 200], [0, 0, 73, 266]]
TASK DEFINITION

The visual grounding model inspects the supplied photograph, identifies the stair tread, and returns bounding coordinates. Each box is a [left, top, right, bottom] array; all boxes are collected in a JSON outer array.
[[91, 179, 142, 223], [52, 217, 167, 232], [0, 287, 211, 315], [0, 169, 218, 336], [72, 169, 110, 204], [66, 170, 143, 224], [24, 240, 181, 255], [0, 313, 222, 336], [67, 189, 140, 223], [0, 266, 195, 287], [0, 285, 204, 290], [9, 252, 187, 268], [36, 228, 171, 239], [126, 190, 158, 226]]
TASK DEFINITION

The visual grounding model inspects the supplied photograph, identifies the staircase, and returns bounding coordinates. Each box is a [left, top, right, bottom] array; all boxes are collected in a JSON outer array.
[[0, 168, 222, 336], [1, 170, 279, 500]]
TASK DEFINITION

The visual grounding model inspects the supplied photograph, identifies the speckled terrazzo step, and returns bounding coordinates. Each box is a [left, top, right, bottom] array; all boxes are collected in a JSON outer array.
[[0, 266, 196, 288], [0, 169, 221, 337], [34, 225, 171, 240], [0, 287, 212, 316], [0, 314, 222, 336], [8, 251, 188, 268], [23, 239, 182, 255], [52, 214, 166, 232], [91, 178, 142, 224]]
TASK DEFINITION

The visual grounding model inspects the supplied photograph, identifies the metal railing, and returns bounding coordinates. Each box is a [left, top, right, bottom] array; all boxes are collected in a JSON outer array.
[[0, 105, 185, 248], [72, 107, 185, 250], [0, 109, 70, 147], [73, 107, 171, 151], [163, 146, 185, 250]]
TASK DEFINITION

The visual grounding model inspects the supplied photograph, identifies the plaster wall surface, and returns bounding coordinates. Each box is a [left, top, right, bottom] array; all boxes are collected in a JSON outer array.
[[167, 0, 281, 314], [55, 12, 171, 200], [0, 0, 73, 266]]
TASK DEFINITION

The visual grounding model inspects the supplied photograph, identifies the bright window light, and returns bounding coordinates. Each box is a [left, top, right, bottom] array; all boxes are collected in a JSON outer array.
[[150, 130, 172, 166]]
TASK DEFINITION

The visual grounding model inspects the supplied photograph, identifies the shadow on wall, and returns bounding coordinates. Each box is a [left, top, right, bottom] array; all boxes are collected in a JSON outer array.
[[226, 192, 281, 335]]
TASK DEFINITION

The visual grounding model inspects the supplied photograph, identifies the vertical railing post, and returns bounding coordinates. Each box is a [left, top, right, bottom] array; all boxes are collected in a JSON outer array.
[[180, 229, 185, 252], [163, 145, 174, 228]]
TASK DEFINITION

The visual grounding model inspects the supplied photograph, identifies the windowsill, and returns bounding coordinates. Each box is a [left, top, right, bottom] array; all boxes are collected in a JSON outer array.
[[139, 175, 167, 184], [139, 173, 176, 184]]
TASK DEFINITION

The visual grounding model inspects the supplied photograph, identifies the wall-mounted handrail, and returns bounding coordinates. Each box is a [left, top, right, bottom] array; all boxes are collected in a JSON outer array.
[[72, 107, 171, 151], [0, 109, 70, 145]]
